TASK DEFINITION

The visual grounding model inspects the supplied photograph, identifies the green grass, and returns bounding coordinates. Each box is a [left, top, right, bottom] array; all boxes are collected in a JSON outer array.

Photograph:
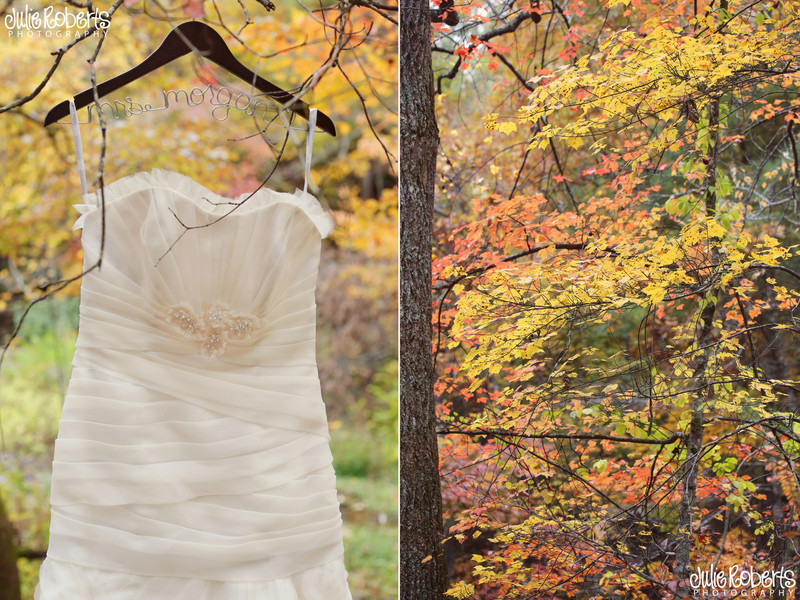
[[331, 420, 398, 599], [345, 520, 398, 599], [338, 473, 397, 599], [330, 359, 398, 598]]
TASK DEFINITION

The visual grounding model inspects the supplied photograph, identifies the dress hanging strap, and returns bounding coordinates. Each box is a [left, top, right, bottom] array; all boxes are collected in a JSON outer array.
[[303, 108, 317, 194], [68, 99, 89, 202]]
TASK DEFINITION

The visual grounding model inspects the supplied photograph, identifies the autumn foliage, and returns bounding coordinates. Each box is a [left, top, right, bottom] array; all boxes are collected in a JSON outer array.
[[433, 0, 800, 597]]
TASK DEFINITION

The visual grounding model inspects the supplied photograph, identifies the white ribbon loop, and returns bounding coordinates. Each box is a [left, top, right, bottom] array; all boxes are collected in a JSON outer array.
[[68, 99, 89, 203], [303, 108, 317, 194]]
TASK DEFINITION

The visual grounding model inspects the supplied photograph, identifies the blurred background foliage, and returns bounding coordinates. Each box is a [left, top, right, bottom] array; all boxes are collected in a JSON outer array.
[[0, 1, 397, 598]]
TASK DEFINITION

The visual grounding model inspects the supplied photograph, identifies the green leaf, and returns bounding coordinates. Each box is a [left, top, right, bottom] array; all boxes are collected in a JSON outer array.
[[716, 173, 732, 199], [712, 456, 737, 476]]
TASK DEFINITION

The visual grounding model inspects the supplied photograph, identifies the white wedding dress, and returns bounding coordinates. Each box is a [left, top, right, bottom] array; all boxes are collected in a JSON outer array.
[[34, 168, 352, 599]]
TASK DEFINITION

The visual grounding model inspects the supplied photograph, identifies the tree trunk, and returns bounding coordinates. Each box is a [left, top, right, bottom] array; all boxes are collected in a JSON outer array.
[[674, 94, 721, 594], [0, 496, 21, 600], [399, 1, 447, 598]]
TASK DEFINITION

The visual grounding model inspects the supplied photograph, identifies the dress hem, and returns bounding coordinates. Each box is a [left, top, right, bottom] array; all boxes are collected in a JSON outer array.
[[35, 554, 353, 600]]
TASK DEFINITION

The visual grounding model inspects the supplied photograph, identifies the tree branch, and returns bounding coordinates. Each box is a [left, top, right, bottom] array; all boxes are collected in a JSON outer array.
[[438, 427, 684, 445]]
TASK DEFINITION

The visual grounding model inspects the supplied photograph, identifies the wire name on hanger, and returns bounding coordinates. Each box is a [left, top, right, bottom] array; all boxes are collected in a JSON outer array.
[[81, 84, 286, 124]]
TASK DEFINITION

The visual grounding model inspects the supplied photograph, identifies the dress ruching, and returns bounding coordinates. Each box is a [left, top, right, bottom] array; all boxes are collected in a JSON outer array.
[[35, 170, 351, 600]]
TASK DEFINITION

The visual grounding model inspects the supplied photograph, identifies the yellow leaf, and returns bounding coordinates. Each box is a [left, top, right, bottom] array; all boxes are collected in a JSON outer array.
[[445, 581, 476, 599], [566, 136, 584, 149], [657, 246, 680, 266], [498, 121, 518, 134], [707, 220, 727, 239], [643, 283, 666, 305]]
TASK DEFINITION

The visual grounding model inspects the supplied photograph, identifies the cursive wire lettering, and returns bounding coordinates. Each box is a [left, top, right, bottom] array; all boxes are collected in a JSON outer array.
[[83, 84, 289, 125]]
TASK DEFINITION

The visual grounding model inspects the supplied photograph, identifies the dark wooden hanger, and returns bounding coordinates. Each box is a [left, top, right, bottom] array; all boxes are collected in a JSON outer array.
[[44, 21, 335, 136]]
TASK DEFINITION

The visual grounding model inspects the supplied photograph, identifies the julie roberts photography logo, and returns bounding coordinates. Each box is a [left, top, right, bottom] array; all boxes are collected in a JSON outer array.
[[690, 565, 796, 597], [4, 4, 110, 37]]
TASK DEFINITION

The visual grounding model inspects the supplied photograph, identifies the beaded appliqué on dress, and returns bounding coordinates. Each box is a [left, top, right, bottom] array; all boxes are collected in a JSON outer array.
[[165, 304, 257, 357]]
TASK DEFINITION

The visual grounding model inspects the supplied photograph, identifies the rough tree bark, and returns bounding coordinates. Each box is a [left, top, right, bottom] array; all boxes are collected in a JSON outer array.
[[399, 0, 447, 598]]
